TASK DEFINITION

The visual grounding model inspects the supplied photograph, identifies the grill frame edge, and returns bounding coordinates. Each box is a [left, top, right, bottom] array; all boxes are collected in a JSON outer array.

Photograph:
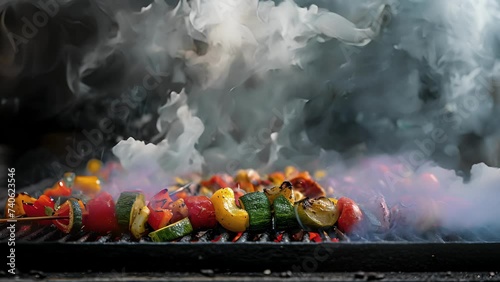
[[7, 241, 500, 273]]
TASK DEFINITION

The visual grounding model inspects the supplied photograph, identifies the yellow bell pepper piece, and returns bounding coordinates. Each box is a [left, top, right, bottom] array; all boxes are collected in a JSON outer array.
[[73, 176, 101, 195], [264, 181, 294, 205], [86, 159, 103, 175], [284, 166, 298, 179], [329, 197, 338, 206], [293, 190, 306, 202], [210, 188, 249, 232], [199, 186, 213, 197], [234, 169, 261, 193], [4, 193, 36, 217], [314, 170, 327, 180]]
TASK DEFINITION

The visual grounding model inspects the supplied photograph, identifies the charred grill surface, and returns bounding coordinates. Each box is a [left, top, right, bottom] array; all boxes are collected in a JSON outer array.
[[2, 223, 500, 273]]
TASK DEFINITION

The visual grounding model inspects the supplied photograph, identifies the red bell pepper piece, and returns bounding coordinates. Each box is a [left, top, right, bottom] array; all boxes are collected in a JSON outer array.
[[233, 188, 245, 208], [23, 195, 55, 225], [171, 190, 190, 201], [43, 180, 72, 198], [308, 232, 323, 242], [201, 174, 234, 191], [147, 207, 173, 230], [5, 192, 36, 217], [147, 189, 175, 230], [148, 189, 172, 209]]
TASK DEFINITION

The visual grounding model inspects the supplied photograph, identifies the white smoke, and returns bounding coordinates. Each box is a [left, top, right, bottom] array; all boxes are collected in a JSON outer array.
[[107, 2, 500, 232], [111, 0, 390, 176], [325, 155, 500, 235], [112, 89, 204, 176]]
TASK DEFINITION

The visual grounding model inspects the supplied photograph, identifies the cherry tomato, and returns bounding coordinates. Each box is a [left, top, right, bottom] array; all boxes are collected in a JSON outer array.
[[336, 197, 363, 234], [84, 192, 119, 234], [184, 196, 217, 230]]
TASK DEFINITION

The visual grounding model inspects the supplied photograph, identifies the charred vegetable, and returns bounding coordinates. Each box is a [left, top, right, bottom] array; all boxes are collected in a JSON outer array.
[[295, 197, 339, 231], [211, 188, 249, 232], [115, 191, 146, 232], [149, 217, 194, 242], [84, 192, 119, 234], [289, 176, 326, 199], [273, 194, 299, 230], [184, 196, 217, 230], [264, 181, 294, 205], [168, 198, 189, 223], [131, 205, 150, 239], [238, 192, 272, 232], [23, 195, 55, 225], [73, 176, 101, 196], [52, 198, 84, 234], [4, 193, 36, 218], [336, 197, 363, 234], [147, 189, 174, 230], [43, 180, 72, 198]]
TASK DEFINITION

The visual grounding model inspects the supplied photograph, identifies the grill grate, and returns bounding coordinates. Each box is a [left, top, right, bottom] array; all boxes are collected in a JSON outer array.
[[0, 223, 500, 272], [0, 222, 340, 243], [2, 221, 500, 274], [2, 221, 500, 244]]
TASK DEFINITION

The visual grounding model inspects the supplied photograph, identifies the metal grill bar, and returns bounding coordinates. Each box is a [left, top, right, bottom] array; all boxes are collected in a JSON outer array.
[[17, 224, 50, 241], [0, 223, 499, 273], [2, 222, 500, 243]]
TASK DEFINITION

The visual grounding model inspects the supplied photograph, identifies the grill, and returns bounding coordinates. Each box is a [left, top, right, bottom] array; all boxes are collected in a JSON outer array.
[[3, 220, 500, 275], [2, 1, 500, 280], [3, 175, 500, 280]]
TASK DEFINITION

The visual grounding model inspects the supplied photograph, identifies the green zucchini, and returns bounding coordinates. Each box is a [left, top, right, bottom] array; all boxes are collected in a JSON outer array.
[[115, 191, 146, 231], [273, 194, 299, 230], [238, 192, 272, 232], [149, 217, 193, 242], [52, 198, 84, 234], [130, 205, 150, 239]]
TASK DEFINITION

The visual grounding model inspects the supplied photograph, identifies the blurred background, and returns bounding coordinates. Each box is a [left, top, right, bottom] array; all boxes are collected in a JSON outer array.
[[1, 0, 499, 188]]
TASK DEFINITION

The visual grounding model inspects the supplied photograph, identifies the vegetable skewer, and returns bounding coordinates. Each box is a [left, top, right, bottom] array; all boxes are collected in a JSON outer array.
[[2, 164, 365, 241], [0, 215, 69, 223]]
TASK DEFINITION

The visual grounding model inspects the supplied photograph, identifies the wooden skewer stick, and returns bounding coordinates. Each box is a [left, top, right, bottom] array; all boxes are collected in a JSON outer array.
[[0, 215, 69, 223]]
